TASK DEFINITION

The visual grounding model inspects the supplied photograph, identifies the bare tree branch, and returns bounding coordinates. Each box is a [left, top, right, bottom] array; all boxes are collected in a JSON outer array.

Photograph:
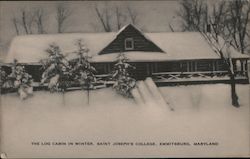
[[178, 0, 207, 32], [127, 6, 138, 25], [11, 8, 47, 35], [201, 30, 240, 107], [226, 0, 250, 53], [27, 12, 35, 34], [115, 6, 122, 30], [34, 8, 46, 34], [93, 3, 140, 32], [178, 0, 249, 54], [12, 17, 20, 35], [168, 23, 174, 32], [56, 3, 72, 33], [19, 9, 36, 34], [94, 4, 111, 32], [104, 6, 111, 31], [178, 0, 243, 107], [21, 9, 29, 34]]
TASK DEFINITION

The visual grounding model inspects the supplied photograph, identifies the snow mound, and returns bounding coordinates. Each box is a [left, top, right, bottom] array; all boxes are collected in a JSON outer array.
[[0, 84, 249, 158], [130, 78, 172, 121]]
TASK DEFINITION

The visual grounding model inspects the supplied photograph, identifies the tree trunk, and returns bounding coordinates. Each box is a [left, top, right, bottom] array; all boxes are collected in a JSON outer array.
[[22, 11, 29, 34], [219, 54, 240, 108], [13, 18, 19, 35], [227, 58, 240, 107], [58, 22, 62, 33], [230, 74, 239, 107], [87, 82, 90, 105], [62, 91, 65, 106]]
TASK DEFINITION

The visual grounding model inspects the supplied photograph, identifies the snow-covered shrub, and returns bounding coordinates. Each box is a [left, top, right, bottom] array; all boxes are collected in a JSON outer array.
[[71, 39, 96, 90], [112, 53, 136, 98], [0, 66, 6, 89], [41, 43, 71, 92], [6, 59, 34, 99], [70, 39, 97, 105]]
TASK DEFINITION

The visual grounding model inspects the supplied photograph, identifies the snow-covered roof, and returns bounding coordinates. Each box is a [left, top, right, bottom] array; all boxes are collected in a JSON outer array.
[[147, 32, 220, 60], [215, 35, 250, 59], [5, 28, 249, 63], [5, 33, 116, 63]]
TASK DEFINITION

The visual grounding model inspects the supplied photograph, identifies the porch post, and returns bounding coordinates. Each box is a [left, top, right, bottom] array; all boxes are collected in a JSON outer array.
[[194, 61, 197, 72], [245, 60, 249, 78], [146, 63, 150, 76], [151, 62, 155, 73], [232, 60, 237, 72], [189, 61, 193, 72], [240, 60, 244, 73]]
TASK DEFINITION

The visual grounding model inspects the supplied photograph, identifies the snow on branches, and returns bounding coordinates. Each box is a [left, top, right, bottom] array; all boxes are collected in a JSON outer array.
[[0, 66, 7, 91], [7, 59, 34, 99], [70, 39, 97, 105], [71, 39, 96, 90], [112, 53, 136, 98], [201, 28, 240, 107], [41, 43, 71, 92]]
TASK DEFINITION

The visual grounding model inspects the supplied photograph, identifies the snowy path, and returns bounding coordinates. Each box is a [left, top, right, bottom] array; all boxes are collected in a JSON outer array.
[[0, 84, 249, 158]]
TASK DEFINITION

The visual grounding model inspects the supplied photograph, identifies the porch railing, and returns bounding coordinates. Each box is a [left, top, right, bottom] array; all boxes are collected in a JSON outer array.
[[152, 71, 248, 82]]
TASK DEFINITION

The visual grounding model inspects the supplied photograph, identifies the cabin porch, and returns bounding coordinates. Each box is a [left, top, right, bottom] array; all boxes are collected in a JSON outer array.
[[1, 58, 249, 88], [93, 58, 249, 84]]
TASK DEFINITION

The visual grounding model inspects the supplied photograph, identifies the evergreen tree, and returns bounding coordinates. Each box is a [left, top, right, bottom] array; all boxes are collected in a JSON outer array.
[[71, 39, 96, 105], [0, 66, 6, 89], [7, 59, 34, 99], [112, 53, 136, 98], [41, 43, 71, 92]]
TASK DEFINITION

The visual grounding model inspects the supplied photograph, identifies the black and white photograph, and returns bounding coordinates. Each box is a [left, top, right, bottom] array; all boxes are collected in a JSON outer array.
[[0, 0, 249, 158]]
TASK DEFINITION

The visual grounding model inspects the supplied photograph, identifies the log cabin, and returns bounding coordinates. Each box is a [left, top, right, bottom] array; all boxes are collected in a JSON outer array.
[[3, 24, 250, 86]]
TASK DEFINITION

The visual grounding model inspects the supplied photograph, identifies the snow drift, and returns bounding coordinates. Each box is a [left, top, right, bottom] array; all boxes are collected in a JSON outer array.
[[0, 84, 249, 158]]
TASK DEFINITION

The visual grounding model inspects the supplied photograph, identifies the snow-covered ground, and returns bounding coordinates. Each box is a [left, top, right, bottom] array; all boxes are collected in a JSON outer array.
[[0, 84, 249, 158]]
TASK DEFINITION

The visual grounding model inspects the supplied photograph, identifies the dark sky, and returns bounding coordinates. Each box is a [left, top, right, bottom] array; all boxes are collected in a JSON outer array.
[[0, 0, 183, 57]]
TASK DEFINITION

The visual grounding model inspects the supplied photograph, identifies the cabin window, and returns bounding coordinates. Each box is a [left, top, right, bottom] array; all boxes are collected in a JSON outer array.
[[125, 38, 134, 50], [196, 61, 212, 71]]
